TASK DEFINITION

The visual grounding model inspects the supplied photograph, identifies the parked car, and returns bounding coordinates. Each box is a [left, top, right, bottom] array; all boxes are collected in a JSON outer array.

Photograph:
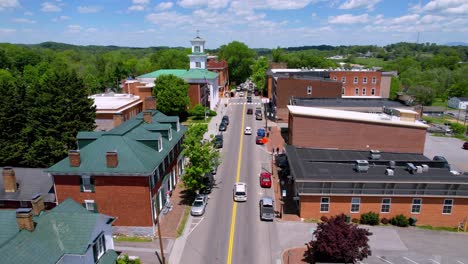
[[222, 115, 229, 125], [275, 154, 289, 168], [259, 172, 272, 188], [191, 194, 208, 216], [246, 108, 253, 115], [247, 96, 252, 103], [199, 173, 214, 194], [259, 196, 275, 221], [433, 155, 451, 170], [256, 136, 264, 145], [233, 182, 247, 202], [463, 142, 468, 150], [219, 123, 227, 131], [244, 126, 252, 135], [213, 135, 223, 148], [257, 128, 266, 137], [256, 113, 262, 120]]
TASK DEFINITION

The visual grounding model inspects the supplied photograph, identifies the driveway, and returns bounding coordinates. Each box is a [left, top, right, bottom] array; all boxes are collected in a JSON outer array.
[[424, 134, 468, 172]]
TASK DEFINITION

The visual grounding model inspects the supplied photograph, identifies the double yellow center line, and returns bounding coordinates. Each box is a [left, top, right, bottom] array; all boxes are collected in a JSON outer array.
[[226, 103, 247, 264]]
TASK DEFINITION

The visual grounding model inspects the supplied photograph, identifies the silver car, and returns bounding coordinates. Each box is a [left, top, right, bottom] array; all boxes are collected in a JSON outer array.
[[259, 196, 275, 221], [191, 194, 208, 216]]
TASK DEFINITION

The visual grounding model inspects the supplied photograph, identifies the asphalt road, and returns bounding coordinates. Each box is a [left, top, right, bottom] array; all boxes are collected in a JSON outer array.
[[180, 97, 281, 264]]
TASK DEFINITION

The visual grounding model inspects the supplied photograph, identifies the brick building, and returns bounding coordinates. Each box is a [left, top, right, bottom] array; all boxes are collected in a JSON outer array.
[[207, 56, 229, 97], [47, 110, 186, 236], [288, 105, 428, 154], [290, 97, 414, 113], [285, 145, 468, 227]]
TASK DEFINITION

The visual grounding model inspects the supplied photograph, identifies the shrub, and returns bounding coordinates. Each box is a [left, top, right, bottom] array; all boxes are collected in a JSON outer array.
[[360, 212, 380, 226], [450, 123, 465, 134], [390, 214, 409, 227], [188, 104, 210, 119], [320, 215, 329, 222], [409, 217, 418, 226], [381, 218, 389, 225], [208, 110, 217, 116], [351, 218, 359, 224]]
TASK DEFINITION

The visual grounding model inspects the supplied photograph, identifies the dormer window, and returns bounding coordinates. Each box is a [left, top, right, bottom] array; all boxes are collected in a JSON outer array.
[[168, 128, 173, 141], [176, 121, 180, 132], [158, 138, 163, 152]]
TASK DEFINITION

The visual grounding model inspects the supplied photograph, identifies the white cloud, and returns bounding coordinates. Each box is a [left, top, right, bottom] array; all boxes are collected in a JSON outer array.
[[156, 2, 173, 10], [129, 5, 145, 11], [132, 0, 150, 4], [24, 11, 33, 16], [67, 24, 82, 33], [419, 14, 445, 24], [0, 0, 20, 10], [338, 0, 381, 10], [311, 12, 317, 17], [146, 11, 192, 26], [129, 0, 151, 11], [52, 15, 70, 22], [86, 27, 98, 32], [13, 18, 36, 24], [0, 28, 16, 33], [328, 13, 369, 24], [41, 2, 61, 12], [388, 14, 419, 24], [178, 0, 230, 9], [78, 6, 102, 13]]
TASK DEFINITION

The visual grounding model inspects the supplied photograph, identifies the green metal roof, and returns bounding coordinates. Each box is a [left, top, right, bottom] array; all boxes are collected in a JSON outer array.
[[47, 110, 187, 175], [137, 68, 217, 80], [0, 210, 18, 247], [138, 69, 187, 79], [98, 250, 119, 264], [77, 131, 104, 139], [0, 198, 116, 264]]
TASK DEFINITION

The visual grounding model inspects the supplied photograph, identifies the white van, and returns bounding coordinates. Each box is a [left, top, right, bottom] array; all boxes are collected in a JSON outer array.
[[233, 182, 247, 202]]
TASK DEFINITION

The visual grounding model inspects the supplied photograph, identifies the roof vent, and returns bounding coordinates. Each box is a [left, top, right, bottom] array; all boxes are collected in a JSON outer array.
[[385, 169, 394, 176], [369, 150, 381, 160], [421, 164, 429, 172], [416, 166, 423, 174], [388, 161, 396, 169], [407, 163, 417, 174], [355, 160, 369, 173]]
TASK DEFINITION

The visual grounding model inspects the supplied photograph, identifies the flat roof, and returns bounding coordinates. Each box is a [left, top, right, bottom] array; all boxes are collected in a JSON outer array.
[[287, 105, 428, 128], [291, 97, 409, 108], [90, 93, 142, 112], [270, 68, 377, 73]]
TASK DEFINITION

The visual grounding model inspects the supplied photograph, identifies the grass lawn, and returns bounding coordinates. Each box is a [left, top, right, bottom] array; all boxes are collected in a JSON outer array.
[[176, 206, 191, 237], [182, 116, 212, 126], [431, 98, 448, 107], [113, 235, 152, 242], [417, 225, 458, 232]]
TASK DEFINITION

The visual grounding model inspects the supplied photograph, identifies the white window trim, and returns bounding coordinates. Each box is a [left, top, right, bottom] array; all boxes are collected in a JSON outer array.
[[362, 88, 366, 95], [381, 198, 391, 213], [341, 77, 346, 83], [442, 199, 453, 215], [168, 128, 172, 141], [411, 198, 422, 214], [320, 197, 330, 213], [333, 77, 337, 81], [371, 88, 375, 95], [363, 77, 367, 84], [82, 175, 92, 193], [176, 121, 180, 132], [355, 88, 359, 95], [94, 233, 106, 260], [372, 77, 377, 84], [350, 197, 360, 213], [307, 86, 312, 95], [158, 138, 163, 152], [353, 77, 358, 84], [84, 200, 95, 212]]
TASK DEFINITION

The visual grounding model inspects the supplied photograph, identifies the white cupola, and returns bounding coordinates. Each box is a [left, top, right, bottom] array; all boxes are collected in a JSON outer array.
[[188, 31, 208, 69]]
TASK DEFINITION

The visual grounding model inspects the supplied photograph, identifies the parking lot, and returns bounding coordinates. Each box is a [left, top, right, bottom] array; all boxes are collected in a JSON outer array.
[[424, 134, 468, 172]]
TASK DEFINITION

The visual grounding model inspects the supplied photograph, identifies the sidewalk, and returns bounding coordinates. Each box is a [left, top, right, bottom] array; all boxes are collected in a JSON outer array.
[[203, 97, 229, 141]]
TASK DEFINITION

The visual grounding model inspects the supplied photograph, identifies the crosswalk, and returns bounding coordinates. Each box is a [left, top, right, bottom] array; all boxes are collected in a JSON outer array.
[[229, 102, 261, 105]]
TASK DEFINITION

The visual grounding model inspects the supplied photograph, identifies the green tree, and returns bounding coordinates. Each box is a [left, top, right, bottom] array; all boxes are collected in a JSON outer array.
[[389, 76, 401, 99], [152, 74, 190, 116], [218, 41, 256, 85], [406, 85, 436, 106], [188, 104, 208, 119], [251, 57, 269, 93], [271, 47, 284, 62], [150, 49, 189, 70]]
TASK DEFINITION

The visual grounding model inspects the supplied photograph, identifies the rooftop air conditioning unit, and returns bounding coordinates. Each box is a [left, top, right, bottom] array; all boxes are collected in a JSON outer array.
[[407, 163, 417, 174], [388, 160, 396, 169], [416, 166, 423, 174], [355, 160, 369, 173], [369, 150, 381, 160], [421, 164, 429, 172], [385, 169, 394, 176]]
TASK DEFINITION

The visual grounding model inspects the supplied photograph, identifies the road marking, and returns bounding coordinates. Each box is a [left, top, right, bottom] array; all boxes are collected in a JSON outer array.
[[403, 257, 419, 264], [377, 256, 393, 264], [457, 261, 465, 264], [429, 259, 440, 264], [226, 102, 246, 264]]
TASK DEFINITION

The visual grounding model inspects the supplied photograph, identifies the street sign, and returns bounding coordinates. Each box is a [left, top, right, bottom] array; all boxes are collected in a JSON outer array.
[[282, 190, 286, 197]]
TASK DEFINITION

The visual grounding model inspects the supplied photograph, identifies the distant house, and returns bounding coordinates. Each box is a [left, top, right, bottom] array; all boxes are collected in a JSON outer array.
[[0, 198, 117, 263], [448, 97, 468, 110], [0, 167, 55, 210], [47, 110, 187, 236]]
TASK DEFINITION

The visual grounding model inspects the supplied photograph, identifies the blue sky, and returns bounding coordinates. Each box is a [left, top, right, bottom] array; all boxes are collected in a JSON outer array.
[[0, 0, 467, 48]]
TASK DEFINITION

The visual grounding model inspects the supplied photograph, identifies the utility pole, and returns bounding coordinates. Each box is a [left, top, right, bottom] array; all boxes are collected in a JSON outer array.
[[155, 212, 166, 264]]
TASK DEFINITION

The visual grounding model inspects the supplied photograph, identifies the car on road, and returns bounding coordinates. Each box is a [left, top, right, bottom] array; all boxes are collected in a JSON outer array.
[[200, 173, 214, 194], [219, 123, 227, 131], [247, 96, 252, 103], [246, 108, 253, 115], [233, 182, 247, 202], [239, 91, 244, 97], [256, 136, 264, 145], [463, 142, 468, 150], [257, 128, 265, 137], [259, 172, 272, 188], [191, 194, 208, 216], [213, 135, 223, 148], [259, 196, 275, 221], [244, 126, 252, 135], [222, 115, 229, 125], [255, 112, 262, 120]]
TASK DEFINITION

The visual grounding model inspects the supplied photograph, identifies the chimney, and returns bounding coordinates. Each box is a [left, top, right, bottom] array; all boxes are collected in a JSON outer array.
[[113, 113, 123, 127], [31, 194, 45, 216], [143, 110, 152, 124], [106, 151, 118, 168], [68, 150, 81, 167], [2, 167, 17, 193], [144, 96, 156, 110], [16, 208, 34, 232]]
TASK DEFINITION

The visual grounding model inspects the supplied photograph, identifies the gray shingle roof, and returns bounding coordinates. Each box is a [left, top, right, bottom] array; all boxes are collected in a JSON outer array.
[[0, 167, 55, 203]]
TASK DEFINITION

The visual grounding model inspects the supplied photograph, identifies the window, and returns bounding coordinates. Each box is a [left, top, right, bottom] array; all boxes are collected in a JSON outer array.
[[333, 77, 337, 81], [362, 88, 366, 95], [363, 77, 367, 84], [341, 77, 346, 83], [93, 233, 106, 262], [350, 197, 360, 213], [194, 45, 200, 52], [411, 198, 422, 214], [371, 88, 375, 95], [195, 61, 201, 68], [372, 77, 377, 84], [84, 200, 97, 213], [381, 198, 391, 213], [342, 88, 345, 95], [150, 171, 155, 188], [20, 201, 28, 207], [0, 200, 4, 207], [355, 88, 359, 95], [307, 86, 312, 95], [81, 175, 94, 192], [353, 77, 358, 83], [158, 138, 163, 152], [320, 197, 330, 212], [176, 121, 180, 131], [443, 199, 453, 214]]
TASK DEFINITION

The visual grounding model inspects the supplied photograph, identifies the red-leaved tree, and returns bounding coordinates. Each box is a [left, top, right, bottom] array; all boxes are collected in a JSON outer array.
[[308, 214, 372, 263]]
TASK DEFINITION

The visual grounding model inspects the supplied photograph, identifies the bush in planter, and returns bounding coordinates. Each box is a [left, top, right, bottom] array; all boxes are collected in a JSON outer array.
[[381, 218, 389, 225], [360, 211, 380, 226], [409, 217, 418, 226], [390, 214, 409, 227], [320, 215, 329, 222], [351, 218, 359, 224]]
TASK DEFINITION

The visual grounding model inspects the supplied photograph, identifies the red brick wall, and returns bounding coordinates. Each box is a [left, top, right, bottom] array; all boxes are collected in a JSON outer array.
[[276, 78, 342, 108], [300, 195, 468, 227], [54, 175, 152, 227], [329, 71, 382, 97], [289, 114, 426, 153], [188, 84, 201, 109]]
